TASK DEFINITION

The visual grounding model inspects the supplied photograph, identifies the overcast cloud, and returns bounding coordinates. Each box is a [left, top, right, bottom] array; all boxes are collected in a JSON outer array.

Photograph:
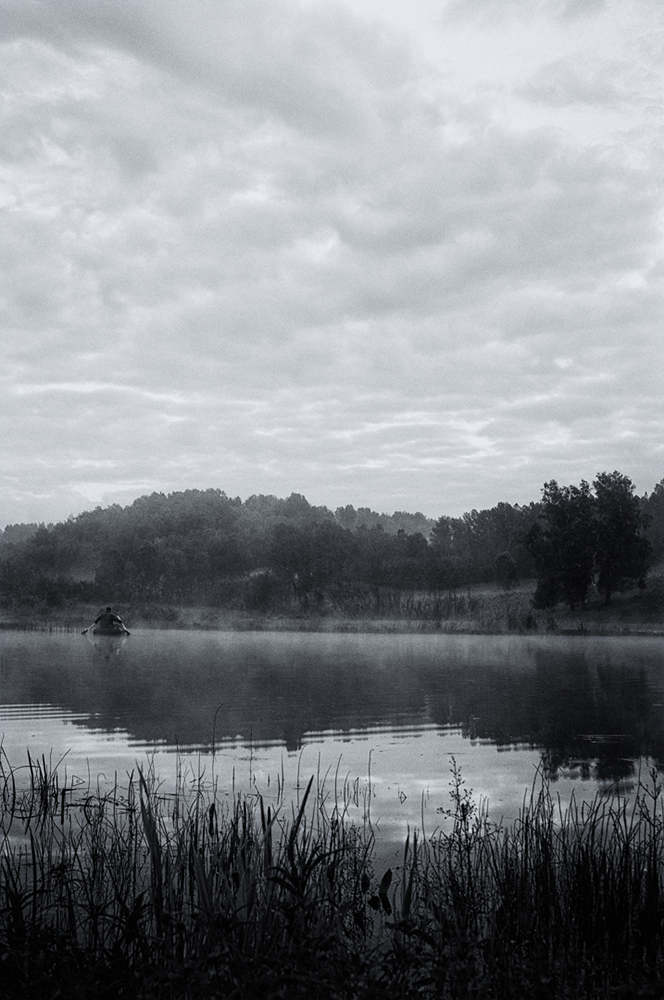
[[1, 0, 662, 525]]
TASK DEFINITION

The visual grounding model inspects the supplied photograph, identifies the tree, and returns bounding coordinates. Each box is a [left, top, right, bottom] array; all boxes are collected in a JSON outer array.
[[386, 530, 430, 590], [527, 480, 595, 610], [494, 551, 519, 589], [641, 479, 664, 566], [429, 517, 464, 590], [593, 472, 650, 605]]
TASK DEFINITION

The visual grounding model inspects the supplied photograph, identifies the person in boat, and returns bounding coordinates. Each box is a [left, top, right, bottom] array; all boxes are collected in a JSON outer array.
[[94, 607, 126, 632]]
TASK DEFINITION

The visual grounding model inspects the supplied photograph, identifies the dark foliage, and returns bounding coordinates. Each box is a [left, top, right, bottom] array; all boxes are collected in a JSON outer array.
[[1, 476, 660, 614], [594, 471, 651, 604], [528, 473, 653, 611], [527, 479, 596, 610], [642, 480, 664, 565], [0, 488, 541, 612], [1, 755, 662, 1000]]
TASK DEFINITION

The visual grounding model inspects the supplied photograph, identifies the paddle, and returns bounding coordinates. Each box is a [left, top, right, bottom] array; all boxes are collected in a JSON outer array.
[[81, 623, 131, 635]]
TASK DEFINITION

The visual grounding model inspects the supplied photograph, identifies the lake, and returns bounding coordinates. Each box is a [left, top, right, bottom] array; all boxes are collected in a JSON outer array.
[[1, 630, 662, 863]]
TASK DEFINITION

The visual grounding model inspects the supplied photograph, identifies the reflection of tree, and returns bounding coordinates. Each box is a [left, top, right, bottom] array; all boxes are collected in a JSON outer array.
[[2, 636, 661, 784], [419, 647, 662, 783], [3, 638, 426, 753]]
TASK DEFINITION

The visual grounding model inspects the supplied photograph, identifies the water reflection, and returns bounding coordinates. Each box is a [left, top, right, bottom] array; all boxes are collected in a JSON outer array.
[[85, 632, 128, 661], [418, 648, 661, 783], [1, 631, 661, 786]]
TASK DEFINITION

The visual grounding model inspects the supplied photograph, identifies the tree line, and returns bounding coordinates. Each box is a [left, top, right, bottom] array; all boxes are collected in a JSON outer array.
[[1, 473, 661, 614]]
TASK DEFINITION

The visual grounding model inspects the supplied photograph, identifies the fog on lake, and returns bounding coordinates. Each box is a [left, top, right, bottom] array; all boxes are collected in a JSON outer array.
[[1, 630, 661, 857]]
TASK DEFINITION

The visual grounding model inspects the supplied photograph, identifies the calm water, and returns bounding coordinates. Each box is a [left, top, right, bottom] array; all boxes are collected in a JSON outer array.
[[1, 630, 662, 857]]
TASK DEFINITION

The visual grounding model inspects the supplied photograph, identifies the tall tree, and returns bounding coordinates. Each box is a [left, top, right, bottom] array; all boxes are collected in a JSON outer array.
[[593, 472, 650, 605], [527, 480, 596, 610], [429, 517, 464, 590], [641, 479, 664, 566]]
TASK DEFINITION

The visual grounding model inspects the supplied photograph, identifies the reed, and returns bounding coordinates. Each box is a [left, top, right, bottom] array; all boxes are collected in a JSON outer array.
[[1, 747, 662, 999]]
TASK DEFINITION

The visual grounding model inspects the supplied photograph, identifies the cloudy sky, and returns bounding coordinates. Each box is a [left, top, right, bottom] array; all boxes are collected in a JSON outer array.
[[2, 0, 662, 526]]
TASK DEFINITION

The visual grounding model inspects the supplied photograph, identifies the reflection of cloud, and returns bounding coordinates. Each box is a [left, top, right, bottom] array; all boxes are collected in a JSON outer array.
[[1, 0, 662, 525]]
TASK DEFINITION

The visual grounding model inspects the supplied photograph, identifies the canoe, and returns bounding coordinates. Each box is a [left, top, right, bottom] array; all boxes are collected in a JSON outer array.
[[92, 626, 127, 636]]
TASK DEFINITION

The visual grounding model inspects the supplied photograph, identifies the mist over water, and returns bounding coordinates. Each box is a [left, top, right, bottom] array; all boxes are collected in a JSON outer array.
[[2, 630, 662, 857]]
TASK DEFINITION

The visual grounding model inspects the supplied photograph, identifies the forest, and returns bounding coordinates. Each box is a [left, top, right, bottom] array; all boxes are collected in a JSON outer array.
[[1, 473, 662, 617]]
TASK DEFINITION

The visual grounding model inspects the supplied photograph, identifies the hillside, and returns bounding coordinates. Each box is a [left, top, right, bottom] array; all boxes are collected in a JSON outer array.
[[1, 479, 662, 633]]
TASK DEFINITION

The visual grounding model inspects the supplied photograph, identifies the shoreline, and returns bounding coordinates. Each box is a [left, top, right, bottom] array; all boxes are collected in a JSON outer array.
[[3, 576, 662, 638], [2, 611, 662, 639]]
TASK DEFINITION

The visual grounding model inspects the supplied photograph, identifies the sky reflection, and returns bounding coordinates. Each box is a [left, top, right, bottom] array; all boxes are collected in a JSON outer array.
[[1, 630, 661, 856]]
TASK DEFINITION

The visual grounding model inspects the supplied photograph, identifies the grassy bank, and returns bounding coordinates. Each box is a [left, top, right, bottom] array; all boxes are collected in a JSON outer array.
[[2, 574, 663, 635], [1, 753, 662, 999]]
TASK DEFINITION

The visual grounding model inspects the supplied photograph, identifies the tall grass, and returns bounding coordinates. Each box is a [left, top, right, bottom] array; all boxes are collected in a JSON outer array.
[[1, 748, 662, 999]]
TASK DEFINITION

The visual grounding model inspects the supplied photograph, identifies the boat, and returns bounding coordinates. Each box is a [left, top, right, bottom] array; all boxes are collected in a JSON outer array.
[[92, 625, 128, 636], [86, 629, 128, 659]]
